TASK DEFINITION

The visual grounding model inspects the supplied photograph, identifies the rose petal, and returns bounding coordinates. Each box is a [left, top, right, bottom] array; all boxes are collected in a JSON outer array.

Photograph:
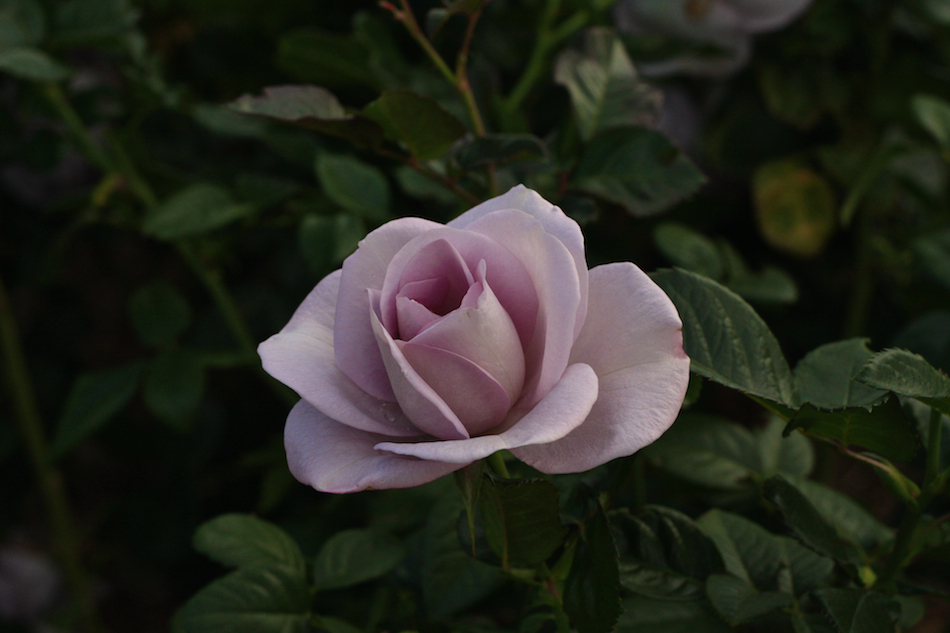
[[395, 295, 442, 341], [374, 363, 598, 463], [259, 270, 418, 437], [285, 400, 463, 493], [721, 0, 812, 32], [383, 238, 474, 335], [335, 217, 442, 401], [465, 209, 581, 409], [450, 184, 589, 338], [409, 271, 525, 402], [379, 227, 539, 353], [370, 307, 470, 440], [511, 263, 689, 473], [400, 342, 512, 435]]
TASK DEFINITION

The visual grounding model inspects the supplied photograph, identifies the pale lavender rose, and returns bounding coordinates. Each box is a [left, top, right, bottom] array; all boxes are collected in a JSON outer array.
[[259, 185, 689, 493], [615, 0, 813, 76]]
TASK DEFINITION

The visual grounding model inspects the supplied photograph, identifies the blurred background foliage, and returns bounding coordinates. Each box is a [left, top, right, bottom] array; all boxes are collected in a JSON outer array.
[[2, 0, 950, 631]]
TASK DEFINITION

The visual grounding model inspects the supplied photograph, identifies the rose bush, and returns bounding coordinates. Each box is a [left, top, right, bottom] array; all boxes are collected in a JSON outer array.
[[259, 186, 689, 493]]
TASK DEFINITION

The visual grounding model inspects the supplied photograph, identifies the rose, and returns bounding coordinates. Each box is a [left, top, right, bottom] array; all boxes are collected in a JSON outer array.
[[615, 0, 812, 76], [259, 185, 689, 493]]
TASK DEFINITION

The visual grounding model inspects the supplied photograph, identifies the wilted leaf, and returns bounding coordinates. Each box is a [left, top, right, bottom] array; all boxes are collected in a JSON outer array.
[[754, 159, 836, 258]]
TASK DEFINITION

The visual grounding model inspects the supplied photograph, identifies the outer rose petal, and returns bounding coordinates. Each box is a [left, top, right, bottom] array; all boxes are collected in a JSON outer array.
[[335, 217, 442, 401], [721, 0, 812, 32], [258, 270, 418, 437], [450, 184, 589, 339], [374, 363, 598, 463], [285, 401, 464, 493], [511, 263, 689, 473]]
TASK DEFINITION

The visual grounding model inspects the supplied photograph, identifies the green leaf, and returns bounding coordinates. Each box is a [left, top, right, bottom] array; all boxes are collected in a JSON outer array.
[[193, 514, 305, 573], [480, 477, 568, 567], [794, 339, 888, 409], [756, 418, 815, 479], [758, 64, 823, 129], [312, 528, 405, 591], [573, 127, 705, 217], [786, 397, 919, 463], [143, 349, 205, 429], [230, 85, 385, 150], [753, 158, 836, 259], [614, 596, 733, 633], [563, 506, 621, 633], [791, 478, 892, 550], [50, 362, 144, 459], [52, 0, 136, 43], [453, 134, 548, 171], [653, 223, 724, 280], [705, 574, 793, 625], [298, 213, 364, 275], [0, 47, 69, 81], [775, 535, 835, 596], [0, 0, 45, 49], [618, 560, 706, 601], [814, 588, 898, 633], [697, 510, 783, 588], [143, 184, 254, 241], [128, 281, 191, 348], [642, 414, 762, 490], [801, 396, 880, 462], [763, 476, 865, 564], [315, 153, 390, 222], [362, 90, 466, 161], [650, 268, 799, 409], [912, 94, 950, 148], [858, 348, 950, 416], [422, 497, 502, 619], [613, 506, 724, 581], [175, 564, 309, 633], [276, 29, 379, 90], [554, 27, 662, 141]]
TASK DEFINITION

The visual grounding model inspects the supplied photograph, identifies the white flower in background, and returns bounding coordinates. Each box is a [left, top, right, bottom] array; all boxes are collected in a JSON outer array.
[[615, 0, 813, 76], [0, 546, 60, 625]]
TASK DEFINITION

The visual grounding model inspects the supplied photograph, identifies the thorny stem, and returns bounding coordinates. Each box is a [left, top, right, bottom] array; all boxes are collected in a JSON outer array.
[[377, 149, 479, 204], [0, 275, 101, 633]]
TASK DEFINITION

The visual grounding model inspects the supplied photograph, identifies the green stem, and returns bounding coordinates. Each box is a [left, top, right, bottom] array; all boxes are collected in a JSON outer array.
[[44, 83, 295, 406], [0, 276, 100, 633], [926, 407, 943, 489], [396, 0, 456, 87], [487, 451, 511, 479], [501, 0, 588, 118]]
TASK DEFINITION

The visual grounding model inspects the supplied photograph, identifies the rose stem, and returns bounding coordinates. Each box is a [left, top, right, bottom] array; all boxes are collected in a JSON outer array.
[[487, 451, 511, 479], [877, 407, 946, 584], [388, 1, 498, 196], [0, 274, 102, 633]]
